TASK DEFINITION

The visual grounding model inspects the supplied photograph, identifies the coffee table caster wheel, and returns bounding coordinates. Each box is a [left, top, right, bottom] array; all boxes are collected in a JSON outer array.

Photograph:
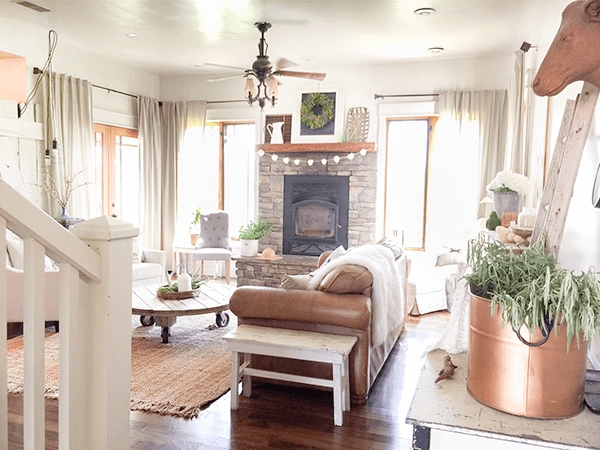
[[140, 315, 155, 327], [161, 326, 170, 343], [216, 312, 230, 327]]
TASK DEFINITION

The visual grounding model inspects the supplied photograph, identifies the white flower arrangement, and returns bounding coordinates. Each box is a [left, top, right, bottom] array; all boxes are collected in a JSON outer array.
[[486, 170, 531, 196]]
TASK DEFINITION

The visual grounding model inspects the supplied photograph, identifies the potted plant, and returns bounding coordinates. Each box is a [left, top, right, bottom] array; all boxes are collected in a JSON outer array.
[[238, 217, 272, 257], [486, 170, 531, 221], [189, 206, 202, 246], [464, 232, 600, 418]]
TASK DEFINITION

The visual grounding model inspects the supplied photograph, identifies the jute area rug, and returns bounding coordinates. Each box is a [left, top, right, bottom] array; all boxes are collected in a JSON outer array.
[[6, 313, 235, 419]]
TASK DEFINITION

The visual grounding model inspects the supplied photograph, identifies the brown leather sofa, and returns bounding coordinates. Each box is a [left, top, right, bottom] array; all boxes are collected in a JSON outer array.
[[229, 249, 410, 405]]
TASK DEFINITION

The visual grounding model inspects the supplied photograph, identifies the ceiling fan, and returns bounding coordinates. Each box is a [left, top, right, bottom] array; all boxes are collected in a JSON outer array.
[[211, 22, 326, 109]]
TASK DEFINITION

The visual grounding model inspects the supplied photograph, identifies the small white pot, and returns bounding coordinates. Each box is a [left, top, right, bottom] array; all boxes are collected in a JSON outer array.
[[240, 239, 259, 257]]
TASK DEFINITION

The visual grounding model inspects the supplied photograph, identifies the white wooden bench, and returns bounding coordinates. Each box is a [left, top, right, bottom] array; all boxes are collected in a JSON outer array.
[[224, 324, 358, 426]]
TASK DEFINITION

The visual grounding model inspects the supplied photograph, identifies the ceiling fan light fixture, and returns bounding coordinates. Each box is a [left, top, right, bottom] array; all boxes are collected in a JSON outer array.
[[267, 76, 279, 98], [244, 76, 258, 97], [414, 7, 436, 16]]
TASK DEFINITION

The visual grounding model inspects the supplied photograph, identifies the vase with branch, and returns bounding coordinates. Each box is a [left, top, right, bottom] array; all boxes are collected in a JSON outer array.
[[38, 169, 91, 228]]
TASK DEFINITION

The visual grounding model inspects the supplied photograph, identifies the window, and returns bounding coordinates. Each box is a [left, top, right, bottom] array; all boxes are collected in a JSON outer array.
[[384, 117, 436, 250], [176, 121, 256, 242], [93, 124, 140, 226]]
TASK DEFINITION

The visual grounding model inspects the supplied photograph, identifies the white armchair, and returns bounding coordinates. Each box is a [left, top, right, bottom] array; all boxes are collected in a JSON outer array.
[[132, 247, 168, 287], [5, 232, 168, 327]]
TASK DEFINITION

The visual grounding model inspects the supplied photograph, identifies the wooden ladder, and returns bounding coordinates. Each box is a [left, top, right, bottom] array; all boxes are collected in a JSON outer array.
[[532, 82, 600, 257]]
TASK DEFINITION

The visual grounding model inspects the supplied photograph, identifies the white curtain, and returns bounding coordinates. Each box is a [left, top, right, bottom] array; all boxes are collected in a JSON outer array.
[[427, 90, 508, 251], [138, 97, 207, 263], [176, 102, 207, 243], [138, 96, 163, 250], [506, 49, 546, 207], [42, 73, 96, 219]]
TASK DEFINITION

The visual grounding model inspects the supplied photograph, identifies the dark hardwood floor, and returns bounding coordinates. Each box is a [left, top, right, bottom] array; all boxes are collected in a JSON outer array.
[[7, 310, 449, 450]]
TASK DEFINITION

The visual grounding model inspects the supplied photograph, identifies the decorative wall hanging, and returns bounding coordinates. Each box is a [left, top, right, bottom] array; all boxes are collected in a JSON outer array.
[[292, 84, 344, 143], [344, 107, 369, 142]]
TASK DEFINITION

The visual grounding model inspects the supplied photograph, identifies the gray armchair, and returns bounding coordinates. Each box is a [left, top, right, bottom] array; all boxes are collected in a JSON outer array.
[[192, 211, 232, 284]]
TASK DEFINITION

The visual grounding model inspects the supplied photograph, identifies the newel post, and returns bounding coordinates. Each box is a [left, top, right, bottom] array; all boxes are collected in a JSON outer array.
[[71, 216, 138, 450]]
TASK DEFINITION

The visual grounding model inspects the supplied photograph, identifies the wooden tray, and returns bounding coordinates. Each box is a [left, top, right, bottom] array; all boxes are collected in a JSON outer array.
[[156, 287, 201, 300]]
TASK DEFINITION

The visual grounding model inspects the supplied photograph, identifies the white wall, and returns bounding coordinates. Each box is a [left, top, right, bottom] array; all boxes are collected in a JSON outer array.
[[0, 14, 160, 127]]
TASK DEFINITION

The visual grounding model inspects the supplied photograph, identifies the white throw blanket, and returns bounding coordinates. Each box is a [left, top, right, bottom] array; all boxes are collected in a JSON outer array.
[[307, 245, 404, 347]]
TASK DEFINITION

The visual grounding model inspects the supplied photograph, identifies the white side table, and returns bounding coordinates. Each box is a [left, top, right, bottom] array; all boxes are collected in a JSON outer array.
[[172, 243, 197, 274]]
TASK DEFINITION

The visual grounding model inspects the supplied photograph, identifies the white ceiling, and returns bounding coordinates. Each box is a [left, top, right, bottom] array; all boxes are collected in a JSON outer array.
[[1, 0, 570, 77]]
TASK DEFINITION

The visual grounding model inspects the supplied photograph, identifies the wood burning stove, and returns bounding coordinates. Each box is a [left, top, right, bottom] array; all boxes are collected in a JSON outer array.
[[283, 175, 349, 256]]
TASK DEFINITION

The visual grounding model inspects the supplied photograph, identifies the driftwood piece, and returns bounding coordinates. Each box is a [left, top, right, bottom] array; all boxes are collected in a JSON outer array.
[[531, 83, 599, 257]]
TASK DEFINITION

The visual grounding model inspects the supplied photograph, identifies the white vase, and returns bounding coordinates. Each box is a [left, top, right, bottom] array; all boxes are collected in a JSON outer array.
[[240, 239, 259, 257]]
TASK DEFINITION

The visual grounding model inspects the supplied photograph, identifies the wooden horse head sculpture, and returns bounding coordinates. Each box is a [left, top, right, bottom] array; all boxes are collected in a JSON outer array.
[[533, 0, 600, 96]]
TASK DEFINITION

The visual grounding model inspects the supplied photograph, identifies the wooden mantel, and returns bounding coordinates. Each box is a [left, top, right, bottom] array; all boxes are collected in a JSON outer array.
[[256, 142, 376, 153]]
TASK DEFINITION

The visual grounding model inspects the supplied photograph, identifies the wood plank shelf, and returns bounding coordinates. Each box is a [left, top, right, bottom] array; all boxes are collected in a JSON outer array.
[[256, 142, 376, 153]]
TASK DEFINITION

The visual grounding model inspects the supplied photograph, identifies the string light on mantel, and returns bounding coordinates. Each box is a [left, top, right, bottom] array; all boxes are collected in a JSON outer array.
[[256, 148, 369, 166]]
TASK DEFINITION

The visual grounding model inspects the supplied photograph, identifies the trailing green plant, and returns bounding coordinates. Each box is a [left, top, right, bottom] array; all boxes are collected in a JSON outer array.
[[238, 217, 272, 240], [465, 232, 600, 349]]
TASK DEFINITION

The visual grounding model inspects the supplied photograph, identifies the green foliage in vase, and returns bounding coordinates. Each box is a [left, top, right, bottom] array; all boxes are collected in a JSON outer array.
[[191, 206, 202, 226], [464, 232, 600, 349], [238, 217, 272, 240], [157, 276, 207, 294], [485, 211, 501, 230]]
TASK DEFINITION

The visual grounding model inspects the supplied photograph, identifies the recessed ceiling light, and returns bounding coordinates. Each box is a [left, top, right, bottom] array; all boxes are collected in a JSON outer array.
[[126, 33, 140, 40], [414, 7, 436, 16], [428, 47, 444, 54], [300, 56, 316, 62]]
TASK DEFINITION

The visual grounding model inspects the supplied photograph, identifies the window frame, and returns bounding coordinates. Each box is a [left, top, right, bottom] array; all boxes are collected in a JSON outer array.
[[383, 116, 437, 251]]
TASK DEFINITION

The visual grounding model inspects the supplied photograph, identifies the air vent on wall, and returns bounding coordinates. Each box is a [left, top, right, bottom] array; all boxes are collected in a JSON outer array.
[[14, 1, 51, 13]]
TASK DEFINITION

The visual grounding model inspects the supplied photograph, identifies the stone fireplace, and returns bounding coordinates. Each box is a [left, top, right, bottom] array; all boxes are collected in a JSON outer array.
[[258, 149, 378, 255]]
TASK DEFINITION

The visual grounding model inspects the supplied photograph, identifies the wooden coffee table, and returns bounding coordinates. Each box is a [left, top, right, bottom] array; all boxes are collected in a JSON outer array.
[[132, 281, 235, 343]]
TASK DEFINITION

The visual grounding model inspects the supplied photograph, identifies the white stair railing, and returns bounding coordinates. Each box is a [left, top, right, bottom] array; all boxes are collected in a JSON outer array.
[[0, 177, 138, 450]]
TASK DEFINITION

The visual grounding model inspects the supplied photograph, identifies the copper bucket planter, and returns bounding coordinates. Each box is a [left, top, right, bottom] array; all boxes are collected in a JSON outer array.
[[467, 293, 587, 418]]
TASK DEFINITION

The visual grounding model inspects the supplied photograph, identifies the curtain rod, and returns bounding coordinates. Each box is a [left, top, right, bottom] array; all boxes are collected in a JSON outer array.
[[91, 84, 246, 104], [374, 93, 440, 100]]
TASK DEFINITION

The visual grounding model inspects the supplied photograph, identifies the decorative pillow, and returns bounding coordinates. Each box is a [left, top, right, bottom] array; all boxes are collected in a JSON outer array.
[[6, 230, 58, 271], [377, 236, 403, 260], [319, 264, 373, 295], [279, 273, 313, 290], [195, 212, 230, 249], [6, 230, 24, 270], [436, 248, 464, 266], [132, 239, 142, 264], [319, 245, 346, 268]]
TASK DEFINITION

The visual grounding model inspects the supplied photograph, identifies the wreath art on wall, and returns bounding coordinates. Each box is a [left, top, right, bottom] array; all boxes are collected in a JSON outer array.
[[300, 93, 335, 130]]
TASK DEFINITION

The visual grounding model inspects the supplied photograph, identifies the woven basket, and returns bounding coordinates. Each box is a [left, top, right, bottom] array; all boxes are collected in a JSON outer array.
[[344, 107, 369, 142]]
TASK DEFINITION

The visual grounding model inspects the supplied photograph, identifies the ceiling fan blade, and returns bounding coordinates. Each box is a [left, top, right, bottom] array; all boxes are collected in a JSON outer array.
[[207, 73, 243, 82], [273, 57, 297, 71], [202, 63, 248, 71], [273, 70, 326, 81]]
